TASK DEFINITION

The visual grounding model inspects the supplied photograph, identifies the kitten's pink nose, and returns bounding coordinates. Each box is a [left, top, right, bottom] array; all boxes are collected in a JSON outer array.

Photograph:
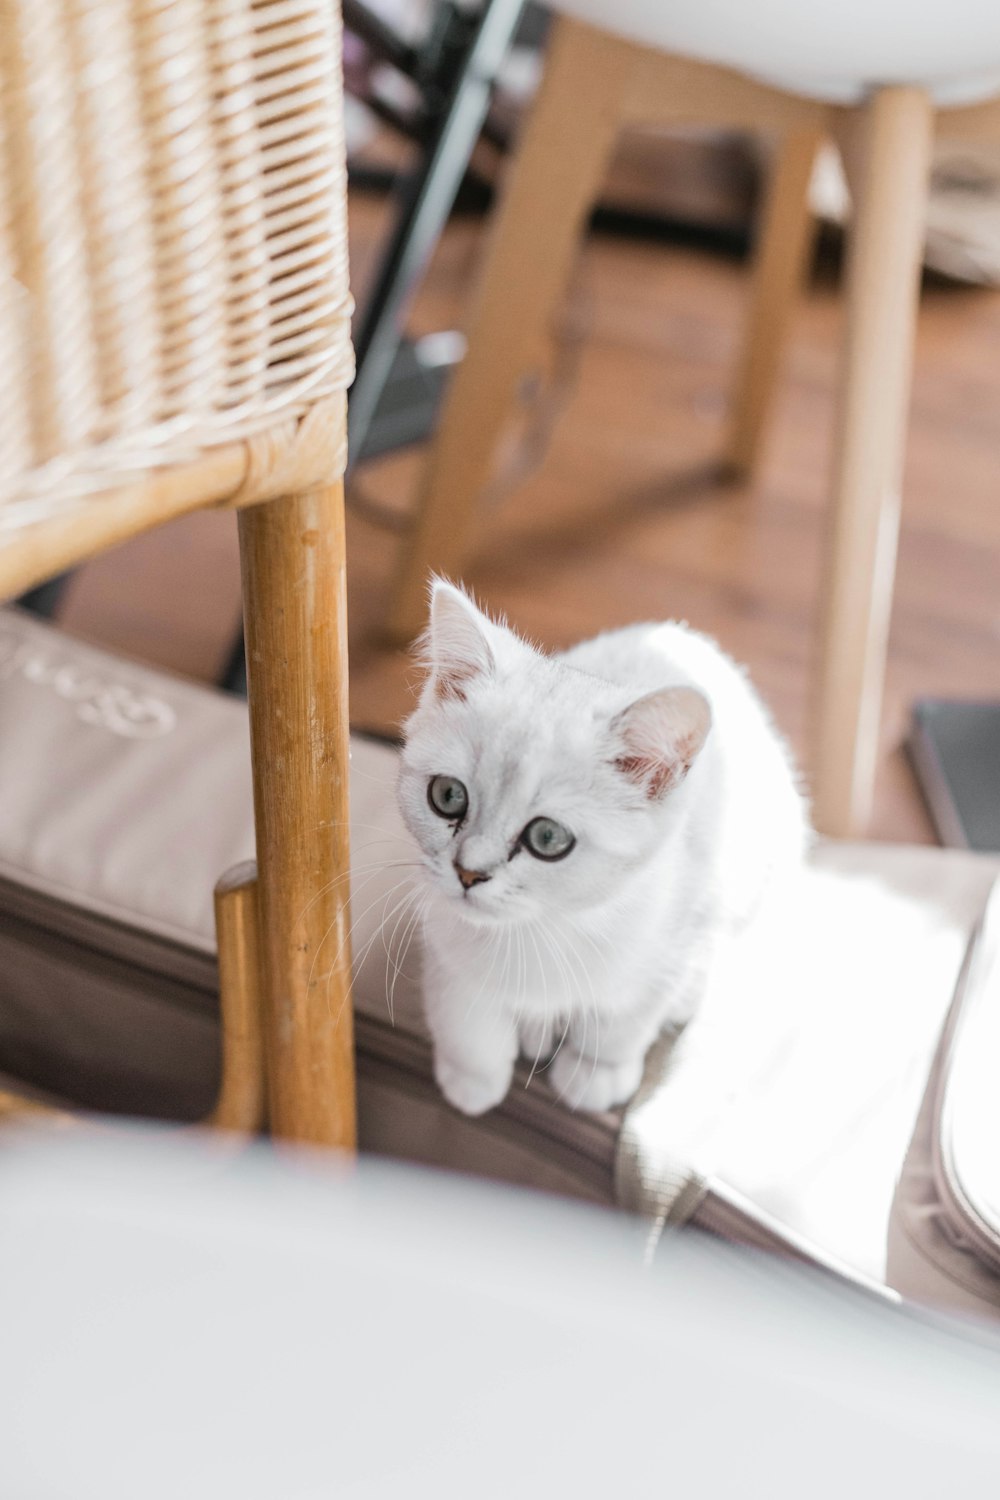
[[455, 862, 490, 890]]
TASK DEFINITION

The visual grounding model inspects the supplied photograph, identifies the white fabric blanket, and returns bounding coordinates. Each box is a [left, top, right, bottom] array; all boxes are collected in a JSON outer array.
[[621, 842, 998, 1280]]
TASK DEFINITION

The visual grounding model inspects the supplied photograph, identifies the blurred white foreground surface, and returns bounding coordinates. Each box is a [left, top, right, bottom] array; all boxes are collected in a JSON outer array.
[[0, 1129, 998, 1500]]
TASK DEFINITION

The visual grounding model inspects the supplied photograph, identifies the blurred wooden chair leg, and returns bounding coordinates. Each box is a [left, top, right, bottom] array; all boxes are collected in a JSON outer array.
[[239, 481, 356, 1151], [208, 862, 266, 1135], [812, 86, 934, 837], [0, 1092, 71, 1126], [725, 124, 824, 477], [386, 16, 641, 643]]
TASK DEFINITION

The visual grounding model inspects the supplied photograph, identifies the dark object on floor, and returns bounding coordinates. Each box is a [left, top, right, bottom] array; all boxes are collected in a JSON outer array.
[[355, 332, 463, 461], [909, 699, 1000, 852]]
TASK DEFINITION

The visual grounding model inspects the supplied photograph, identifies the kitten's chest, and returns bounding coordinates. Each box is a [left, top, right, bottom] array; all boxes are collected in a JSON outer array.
[[473, 924, 621, 1019]]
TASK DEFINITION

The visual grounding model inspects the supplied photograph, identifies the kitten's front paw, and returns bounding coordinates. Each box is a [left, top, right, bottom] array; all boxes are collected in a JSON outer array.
[[519, 1016, 556, 1061], [434, 1055, 513, 1116], [549, 1050, 643, 1113]]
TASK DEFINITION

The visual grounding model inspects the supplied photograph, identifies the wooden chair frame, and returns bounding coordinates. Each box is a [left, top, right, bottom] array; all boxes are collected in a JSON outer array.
[[1, 859, 264, 1133], [388, 15, 1000, 837], [0, 444, 356, 1151], [0, 0, 357, 1152]]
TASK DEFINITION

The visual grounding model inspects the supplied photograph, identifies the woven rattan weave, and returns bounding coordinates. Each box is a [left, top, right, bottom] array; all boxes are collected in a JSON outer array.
[[0, 0, 355, 535]]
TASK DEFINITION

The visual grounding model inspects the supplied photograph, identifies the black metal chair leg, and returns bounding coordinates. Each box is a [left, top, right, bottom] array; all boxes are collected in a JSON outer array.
[[347, 0, 525, 461]]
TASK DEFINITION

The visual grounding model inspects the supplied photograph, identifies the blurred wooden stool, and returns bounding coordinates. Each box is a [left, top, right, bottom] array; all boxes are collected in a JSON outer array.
[[388, 5, 1000, 838], [0, 0, 357, 1150]]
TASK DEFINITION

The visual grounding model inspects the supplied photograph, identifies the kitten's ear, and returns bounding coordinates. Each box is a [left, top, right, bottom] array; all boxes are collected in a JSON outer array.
[[612, 686, 711, 799], [423, 579, 495, 702]]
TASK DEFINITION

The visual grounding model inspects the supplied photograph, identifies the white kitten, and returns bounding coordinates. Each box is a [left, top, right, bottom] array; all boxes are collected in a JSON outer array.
[[397, 581, 808, 1116]]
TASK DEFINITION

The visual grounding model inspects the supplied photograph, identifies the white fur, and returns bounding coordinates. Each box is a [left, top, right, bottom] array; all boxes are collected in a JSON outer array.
[[397, 581, 809, 1116]]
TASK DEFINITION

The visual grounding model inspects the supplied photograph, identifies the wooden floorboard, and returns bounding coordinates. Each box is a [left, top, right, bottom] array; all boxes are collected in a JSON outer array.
[[57, 189, 1000, 846]]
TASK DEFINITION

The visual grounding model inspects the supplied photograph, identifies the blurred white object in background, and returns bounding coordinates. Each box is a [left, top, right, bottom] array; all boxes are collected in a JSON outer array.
[[0, 1128, 998, 1500], [559, 0, 1000, 103]]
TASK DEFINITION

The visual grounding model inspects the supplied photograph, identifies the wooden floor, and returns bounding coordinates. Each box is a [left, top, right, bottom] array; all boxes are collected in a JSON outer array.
[[58, 187, 1000, 844]]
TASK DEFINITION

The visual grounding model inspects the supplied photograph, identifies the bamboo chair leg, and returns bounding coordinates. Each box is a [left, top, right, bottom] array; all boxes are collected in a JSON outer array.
[[812, 87, 934, 837], [725, 125, 823, 477], [0, 864, 265, 1136], [386, 16, 640, 642], [0, 1091, 70, 1124], [238, 481, 355, 1150], [207, 862, 266, 1134]]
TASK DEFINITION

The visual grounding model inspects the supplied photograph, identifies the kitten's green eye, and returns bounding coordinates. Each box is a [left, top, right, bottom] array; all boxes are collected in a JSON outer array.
[[428, 775, 469, 821], [521, 816, 575, 861]]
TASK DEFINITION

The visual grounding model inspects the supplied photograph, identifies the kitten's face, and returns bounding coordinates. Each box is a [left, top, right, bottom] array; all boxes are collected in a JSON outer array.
[[397, 584, 710, 928]]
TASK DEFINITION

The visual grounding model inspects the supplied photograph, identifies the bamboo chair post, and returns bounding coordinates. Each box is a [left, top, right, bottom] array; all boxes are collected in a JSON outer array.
[[725, 125, 823, 477], [209, 862, 266, 1135], [812, 86, 934, 836], [238, 480, 355, 1150]]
